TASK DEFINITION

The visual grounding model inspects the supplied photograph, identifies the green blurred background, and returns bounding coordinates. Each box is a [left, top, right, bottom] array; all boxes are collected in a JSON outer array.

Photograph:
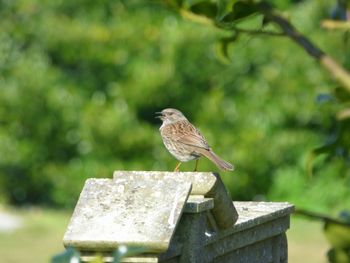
[[0, 0, 349, 262]]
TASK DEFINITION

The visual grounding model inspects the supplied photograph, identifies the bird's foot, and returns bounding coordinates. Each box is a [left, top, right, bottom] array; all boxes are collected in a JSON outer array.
[[174, 162, 182, 172], [193, 159, 199, 172]]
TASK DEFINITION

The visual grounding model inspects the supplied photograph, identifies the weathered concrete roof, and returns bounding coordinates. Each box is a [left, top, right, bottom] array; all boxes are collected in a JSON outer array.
[[63, 178, 191, 252]]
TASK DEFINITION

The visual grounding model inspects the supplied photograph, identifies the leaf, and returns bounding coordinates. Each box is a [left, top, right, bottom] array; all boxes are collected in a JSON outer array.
[[214, 34, 238, 64], [261, 15, 270, 27], [316, 93, 335, 104], [330, 1, 348, 21], [334, 86, 350, 102], [113, 246, 146, 263], [324, 211, 350, 249], [51, 247, 80, 263], [327, 248, 350, 263], [189, 1, 218, 19], [339, 210, 350, 223], [306, 142, 336, 177], [166, 0, 185, 8], [337, 108, 350, 121], [217, 0, 237, 19], [220, 0, 258, 23], [89, 255, 104, 263]]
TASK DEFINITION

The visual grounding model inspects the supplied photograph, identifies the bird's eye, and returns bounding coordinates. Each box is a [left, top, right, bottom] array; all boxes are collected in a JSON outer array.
[[169, 112, 173, 115]]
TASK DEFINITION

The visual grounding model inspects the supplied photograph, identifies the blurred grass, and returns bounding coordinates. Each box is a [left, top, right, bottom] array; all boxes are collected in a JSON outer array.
[[0, 207, 329, 263], [288, 216, 329, 263], [0, 207, 69, 263]]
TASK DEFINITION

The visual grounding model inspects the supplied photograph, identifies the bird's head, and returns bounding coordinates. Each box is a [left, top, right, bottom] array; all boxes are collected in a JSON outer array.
[[155, 108, 187, 125]]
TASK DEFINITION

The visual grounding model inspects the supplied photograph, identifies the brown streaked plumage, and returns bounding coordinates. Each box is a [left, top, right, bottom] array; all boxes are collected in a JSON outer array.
[[156, 108, 234, 172]]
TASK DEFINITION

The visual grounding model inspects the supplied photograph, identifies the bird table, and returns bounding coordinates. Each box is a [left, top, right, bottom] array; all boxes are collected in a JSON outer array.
[[63, 171, 294, 263]]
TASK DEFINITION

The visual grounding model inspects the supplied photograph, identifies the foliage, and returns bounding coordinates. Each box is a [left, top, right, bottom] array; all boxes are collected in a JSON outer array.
[[325, 211, 350, 263], [0, 0, 349, 215], [296, 209, 350, 263], [51, 247, 80, 263], [51, 246, 145, 263], [162, 0, 350, 207]]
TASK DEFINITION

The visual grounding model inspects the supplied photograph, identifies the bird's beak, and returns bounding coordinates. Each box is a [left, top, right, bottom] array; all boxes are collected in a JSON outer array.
[[155, 111, 164, 120]]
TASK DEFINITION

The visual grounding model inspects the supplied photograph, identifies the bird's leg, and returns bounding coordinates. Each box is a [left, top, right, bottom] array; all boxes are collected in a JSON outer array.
[[174, 162, 182, 172], [194, 159, 199, 172]]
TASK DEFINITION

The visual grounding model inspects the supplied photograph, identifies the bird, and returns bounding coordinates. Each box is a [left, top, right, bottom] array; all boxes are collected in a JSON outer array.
[[156, 108, 234, 172]]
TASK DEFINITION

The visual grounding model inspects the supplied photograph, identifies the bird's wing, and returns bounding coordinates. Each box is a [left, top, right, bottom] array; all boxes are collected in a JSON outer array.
[[169, 120, 210, 150]]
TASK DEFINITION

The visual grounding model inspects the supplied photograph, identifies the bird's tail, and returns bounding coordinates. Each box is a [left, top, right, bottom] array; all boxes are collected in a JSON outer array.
[[200, 148, 234, 171]]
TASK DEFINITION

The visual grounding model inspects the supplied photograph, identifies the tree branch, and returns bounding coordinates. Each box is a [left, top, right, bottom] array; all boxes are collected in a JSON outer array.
[[260, 5, 350, 93], [296, 208, 350, 227], [179, 9, 214, 27], [177, 3, 350, 92], [321, 20, 350, 30], [231, 27, 285, 37]]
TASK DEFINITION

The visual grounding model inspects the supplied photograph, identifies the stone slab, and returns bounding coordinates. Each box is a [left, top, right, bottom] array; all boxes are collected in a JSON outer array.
[[212, 234, 287, 263], [113, 171, 238, 228], [231, 201, 294, 233], [79, 201, 294, 263], [205, 216, 290, 259], [205, 201, 294, 243], [184, 196, 214, 213], [63, 178, 192, 252], [113, 171, 217, 195]]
